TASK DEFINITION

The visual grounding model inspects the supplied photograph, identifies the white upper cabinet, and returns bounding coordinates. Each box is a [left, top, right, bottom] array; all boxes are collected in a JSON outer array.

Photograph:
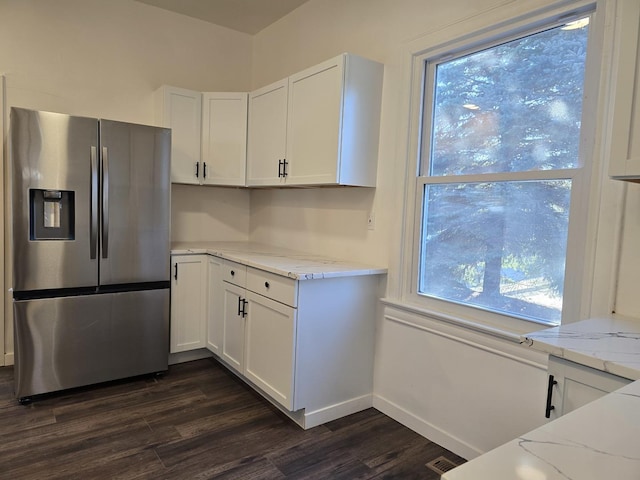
[[247, 53, 384, 187], [202, 92, 248, 186], [156, 86, 248, 186], [608, 0, 640, 180], [156, 86, 202, 185], [246, 79, 289, 186]]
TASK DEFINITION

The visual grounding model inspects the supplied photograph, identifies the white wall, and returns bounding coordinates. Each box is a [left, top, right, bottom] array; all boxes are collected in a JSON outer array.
[[250, 0, 640, 458], [0, 0, 253, 362]]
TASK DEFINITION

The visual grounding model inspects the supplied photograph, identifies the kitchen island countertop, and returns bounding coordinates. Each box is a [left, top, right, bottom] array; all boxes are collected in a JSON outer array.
[[444, 316, 640, 479], [171, 241, 387, 280]]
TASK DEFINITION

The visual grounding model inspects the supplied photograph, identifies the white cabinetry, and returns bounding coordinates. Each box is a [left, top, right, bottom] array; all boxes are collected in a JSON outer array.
[[201, 92, 248, 186], [246, 79, 289, 185], [244, 269, 299, 410], [170, 254, 207, 353], [210, 259, 379, 427], [220, 260, 248, 374], [608, 0, 640, 179], [156, 87, 202, 185], [156, 86, 248, 186], [246, 53, 383, 187], [206, 256, 223, 355], [545, 355, 630, 419]]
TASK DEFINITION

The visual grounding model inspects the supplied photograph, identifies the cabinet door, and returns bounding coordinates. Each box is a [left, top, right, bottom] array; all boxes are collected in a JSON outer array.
[[157, 86, 203, 185], [608, 0, 640, 179], [286, 56, 343, 185], [206, 256, 223, 355], [546, 356, 630, 419], [246, 79, 288, 186], [202, 92, 248, 186], [221, 281, 246, 373], [170, 255, 207, 353], [244, 291, 296, 410]]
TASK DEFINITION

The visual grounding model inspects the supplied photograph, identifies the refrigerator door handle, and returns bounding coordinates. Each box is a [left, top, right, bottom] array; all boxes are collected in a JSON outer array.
[[90, 146, 99, 259], [101, 146, 109, 259]]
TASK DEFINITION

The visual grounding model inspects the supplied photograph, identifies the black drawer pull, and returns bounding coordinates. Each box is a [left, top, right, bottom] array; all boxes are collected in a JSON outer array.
[[230, 270, 235, 276], [545, 374, 557, 418], [264, 281, 270, 289]]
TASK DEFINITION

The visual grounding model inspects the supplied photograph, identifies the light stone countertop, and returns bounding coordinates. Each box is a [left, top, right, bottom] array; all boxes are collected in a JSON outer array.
[[444, 378, 640, 479], [444, 315, 640, 479], [520, 315, 640, 381], [170, 241, 387, 280]]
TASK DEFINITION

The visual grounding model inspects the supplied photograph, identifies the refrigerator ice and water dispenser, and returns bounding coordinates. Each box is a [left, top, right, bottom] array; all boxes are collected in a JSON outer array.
[[29, 189, 75, 240]]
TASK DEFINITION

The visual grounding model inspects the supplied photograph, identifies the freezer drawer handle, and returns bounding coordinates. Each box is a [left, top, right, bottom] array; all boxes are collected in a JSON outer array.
[[545, 374, 557, 418], [90, 146, 99, 259], [101, 147, 110, 259]]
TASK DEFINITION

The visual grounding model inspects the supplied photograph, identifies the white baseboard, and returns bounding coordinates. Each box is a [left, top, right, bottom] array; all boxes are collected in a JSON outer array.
[[4, 352, 14, 366], [303, 394, 373, 429], [373, 394, 482, 460]]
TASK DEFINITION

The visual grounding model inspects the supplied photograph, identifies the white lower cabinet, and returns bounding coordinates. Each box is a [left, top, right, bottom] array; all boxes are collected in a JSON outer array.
[[545, 355, 630, 420], [244, 290, 296, 410], [205, 256, 223, 355], [170, 254, 207, 353], [202, 256, 380, 427], [221, 281, 246, 373]]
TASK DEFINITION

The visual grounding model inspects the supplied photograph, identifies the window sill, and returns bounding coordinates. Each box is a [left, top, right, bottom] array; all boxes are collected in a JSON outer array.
[[380, 297, 547, 343]]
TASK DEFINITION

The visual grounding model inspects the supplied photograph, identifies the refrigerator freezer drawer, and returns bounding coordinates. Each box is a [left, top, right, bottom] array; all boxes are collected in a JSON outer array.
[[13, 289, 169, 400]]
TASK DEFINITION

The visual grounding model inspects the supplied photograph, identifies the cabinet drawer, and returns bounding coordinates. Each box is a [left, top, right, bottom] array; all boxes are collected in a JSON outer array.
[[222, 260, 247, 287], [247, 268, 298, 307]]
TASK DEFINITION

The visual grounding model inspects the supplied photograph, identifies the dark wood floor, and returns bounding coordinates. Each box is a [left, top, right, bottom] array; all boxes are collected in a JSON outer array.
[[0, 358, 464, 479]]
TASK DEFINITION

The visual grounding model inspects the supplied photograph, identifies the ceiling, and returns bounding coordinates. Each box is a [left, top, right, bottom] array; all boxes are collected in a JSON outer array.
[[135, 0, 311, 35]]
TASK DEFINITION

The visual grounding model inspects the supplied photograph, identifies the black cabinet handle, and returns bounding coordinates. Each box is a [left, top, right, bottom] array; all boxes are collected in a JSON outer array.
[[545, 374, 557, 418], [203, 162, 207, 179], [230, 270, 235, 276], [237, 296, 242, 316], [283, 159, 288, 177], [174, 263, 178, 280], [195, 161, 200, 178], [278, 159, 284, 178], [241, 299, 248, 318], [264, 281, 270, 289]]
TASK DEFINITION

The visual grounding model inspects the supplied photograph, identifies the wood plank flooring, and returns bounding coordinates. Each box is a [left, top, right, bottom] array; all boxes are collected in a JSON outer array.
[[0, 358, 465, 479]]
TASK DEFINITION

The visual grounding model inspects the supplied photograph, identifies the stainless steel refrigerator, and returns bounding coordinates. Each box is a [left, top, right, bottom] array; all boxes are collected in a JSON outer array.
[[10, 107, 171, 403]]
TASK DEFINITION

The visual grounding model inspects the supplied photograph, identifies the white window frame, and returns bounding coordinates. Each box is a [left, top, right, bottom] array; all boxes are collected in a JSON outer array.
[[397, 0, 609, 336]]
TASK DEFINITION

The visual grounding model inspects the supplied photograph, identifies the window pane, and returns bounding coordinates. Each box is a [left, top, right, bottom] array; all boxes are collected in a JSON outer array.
[[419, 180, 570, 324], [428, 20, 589, 176]]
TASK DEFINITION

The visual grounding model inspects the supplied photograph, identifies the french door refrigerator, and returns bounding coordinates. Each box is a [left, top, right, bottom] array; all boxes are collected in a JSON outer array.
[[10, 107, 171, 403]]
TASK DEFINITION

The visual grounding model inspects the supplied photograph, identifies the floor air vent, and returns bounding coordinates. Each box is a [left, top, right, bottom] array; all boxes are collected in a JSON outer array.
[[426, 456, 459, 476]]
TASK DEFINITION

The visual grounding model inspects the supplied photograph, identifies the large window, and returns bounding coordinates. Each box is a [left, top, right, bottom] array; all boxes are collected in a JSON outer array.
[[414, 13, 593, 326]]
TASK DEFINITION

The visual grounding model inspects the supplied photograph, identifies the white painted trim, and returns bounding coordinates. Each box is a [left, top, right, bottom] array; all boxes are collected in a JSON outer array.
[[393, 0, 613, 331], [303, 394, 373, 429], [383, 311, 547, 371], [0, 74, 5, 367], [382, 297, 526, 343], [373, 394, 482, 460]]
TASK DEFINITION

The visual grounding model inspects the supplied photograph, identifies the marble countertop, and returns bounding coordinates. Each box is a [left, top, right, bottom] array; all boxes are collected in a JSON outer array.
[[444, 315, 640, 479], [444, 378, 640, 479], [520, 316, 640, 381], [170, 241, 387, 280]]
